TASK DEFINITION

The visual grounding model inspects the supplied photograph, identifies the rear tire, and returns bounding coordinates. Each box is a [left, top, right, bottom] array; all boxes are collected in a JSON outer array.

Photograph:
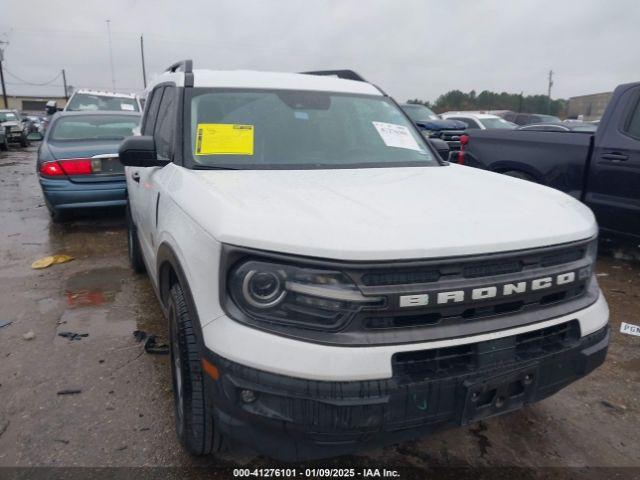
[[502, 170, 535, 182], [168, 282, 223, 456], [127, 205, 146, 273], [48, 205, 69, 223]]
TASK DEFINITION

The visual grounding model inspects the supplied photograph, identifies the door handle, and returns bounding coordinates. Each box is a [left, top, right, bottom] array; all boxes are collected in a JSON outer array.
[[601, 152, 629, 161], [131, 171, 141, 183]]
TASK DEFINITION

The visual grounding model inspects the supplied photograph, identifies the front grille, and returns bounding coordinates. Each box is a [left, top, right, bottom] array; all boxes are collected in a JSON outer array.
[[356, 243, 587, 287], [392, 320, 582, 381]]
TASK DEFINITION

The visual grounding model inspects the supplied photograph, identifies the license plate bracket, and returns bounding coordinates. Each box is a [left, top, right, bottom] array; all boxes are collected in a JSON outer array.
[[460, 365, 539, 425]]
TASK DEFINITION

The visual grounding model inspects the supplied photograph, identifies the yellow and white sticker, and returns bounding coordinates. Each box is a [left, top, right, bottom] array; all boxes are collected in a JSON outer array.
[[195, 123, 254, 156]]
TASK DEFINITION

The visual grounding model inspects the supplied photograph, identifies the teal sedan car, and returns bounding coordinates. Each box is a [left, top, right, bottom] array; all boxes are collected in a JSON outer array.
[[37, 111, 140, 221]]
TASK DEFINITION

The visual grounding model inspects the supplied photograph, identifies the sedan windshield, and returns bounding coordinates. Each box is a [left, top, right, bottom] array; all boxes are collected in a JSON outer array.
[[0, 112, 18, 122], [66, 93, 140, 112], [187, 89, 437, 169], [479, 118, 517, 129], [50, 115, 140, 141], [401, 104, 439, 122]]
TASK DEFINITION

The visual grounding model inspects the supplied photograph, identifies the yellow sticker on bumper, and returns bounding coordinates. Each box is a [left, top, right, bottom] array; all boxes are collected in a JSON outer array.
[[195, 124, 254, 155]]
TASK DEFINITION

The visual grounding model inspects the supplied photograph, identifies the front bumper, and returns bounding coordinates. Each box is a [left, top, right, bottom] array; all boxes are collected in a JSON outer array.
[[39, 176, 127, 209], [204, 322, 608, 461]]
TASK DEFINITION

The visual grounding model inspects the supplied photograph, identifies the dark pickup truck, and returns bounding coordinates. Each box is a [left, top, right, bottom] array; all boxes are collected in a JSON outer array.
[[462, 81, 640, 243]]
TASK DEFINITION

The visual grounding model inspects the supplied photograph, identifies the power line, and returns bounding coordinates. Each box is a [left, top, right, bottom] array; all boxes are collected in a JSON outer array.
[[3, 67, 61, 86]]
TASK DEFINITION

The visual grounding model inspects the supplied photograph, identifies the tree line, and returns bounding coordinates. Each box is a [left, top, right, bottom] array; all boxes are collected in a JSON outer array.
[[408, 90, 566, 116]]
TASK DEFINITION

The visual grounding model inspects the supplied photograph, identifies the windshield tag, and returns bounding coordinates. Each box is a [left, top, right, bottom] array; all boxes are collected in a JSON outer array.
[[195, 123, 254, 156], [121, 104, 135, 111], [372, 121, 422, 152], [294, 111, 309, 120]]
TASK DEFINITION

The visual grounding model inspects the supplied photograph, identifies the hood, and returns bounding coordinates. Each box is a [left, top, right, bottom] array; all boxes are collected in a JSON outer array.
[[168, 164, 597, 261], [46, 140, 122, 160], [414, 119, 466, 131], [1, 121, 20, 129]]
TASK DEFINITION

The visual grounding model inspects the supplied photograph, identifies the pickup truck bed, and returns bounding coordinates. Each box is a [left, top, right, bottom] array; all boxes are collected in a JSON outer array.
[[462, 81, 640, 243]]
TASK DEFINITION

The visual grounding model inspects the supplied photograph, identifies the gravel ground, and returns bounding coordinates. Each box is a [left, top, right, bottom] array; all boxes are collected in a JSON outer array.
[[0, 145, 638, 478]]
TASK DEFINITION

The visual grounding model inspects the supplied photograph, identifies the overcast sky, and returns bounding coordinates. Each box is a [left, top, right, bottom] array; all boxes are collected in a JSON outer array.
[[1, 0, 638, 102]]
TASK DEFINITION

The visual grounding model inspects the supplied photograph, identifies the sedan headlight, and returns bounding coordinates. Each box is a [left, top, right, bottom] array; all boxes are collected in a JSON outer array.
[[228, 260, 382, 330]]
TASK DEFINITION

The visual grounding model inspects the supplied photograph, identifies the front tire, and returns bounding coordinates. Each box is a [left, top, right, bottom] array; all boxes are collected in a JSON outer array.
[[19, 135, 29, 148], [502, 170, 535, 182], [168, 282, 222, 456], [126, 205, 146, 273]]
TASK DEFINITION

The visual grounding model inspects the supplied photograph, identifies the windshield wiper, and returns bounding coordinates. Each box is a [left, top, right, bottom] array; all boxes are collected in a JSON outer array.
[[192, 165, 239, 170]]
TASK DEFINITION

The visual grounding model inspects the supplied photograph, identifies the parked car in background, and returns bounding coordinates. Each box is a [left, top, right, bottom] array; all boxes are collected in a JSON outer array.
[[461, 81, 640, 243], [25, 115, 46, 135], [498, 111, 562, 126], [37, 111, 140, 221], [400, 104, 466, 158], [119, 61, 608, 461], [65, 89, 142, 113], [441, 112, 517, 130], [0, 109, 30, 147], [518, 122, 598, 133], [0, 127, 8, 151]]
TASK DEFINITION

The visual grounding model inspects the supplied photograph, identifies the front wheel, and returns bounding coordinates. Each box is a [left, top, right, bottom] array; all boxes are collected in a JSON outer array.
[[19, 135, 29, 148], [168, 282, 223, 456], [502, 170, 535, 182]]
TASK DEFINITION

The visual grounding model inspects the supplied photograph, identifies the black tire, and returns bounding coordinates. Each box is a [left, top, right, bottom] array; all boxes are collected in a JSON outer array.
[[0, 138, 8, 151], [502, 170, 535, 182], [126, 205, 146, 273], [48, 205, 69, 223], [168, 282, 223, 456], [19, 135, 29, 148]]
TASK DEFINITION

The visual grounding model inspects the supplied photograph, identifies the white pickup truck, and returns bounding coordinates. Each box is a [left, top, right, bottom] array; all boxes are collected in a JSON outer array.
[[119, 61, 609, 461]]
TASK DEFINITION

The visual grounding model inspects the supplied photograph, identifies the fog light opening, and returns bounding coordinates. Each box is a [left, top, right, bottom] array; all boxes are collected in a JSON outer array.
[[240, 389, 257, 404]]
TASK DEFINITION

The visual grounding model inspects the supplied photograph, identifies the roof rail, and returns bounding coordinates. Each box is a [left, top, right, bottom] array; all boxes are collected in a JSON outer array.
[[301, 70, 367, 82], [165, 60, 194, 87]]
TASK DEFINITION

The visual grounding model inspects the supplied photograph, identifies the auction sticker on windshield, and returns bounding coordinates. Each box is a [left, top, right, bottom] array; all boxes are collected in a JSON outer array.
[[373, 121, 422, 152], [195, 123, 254, 155]]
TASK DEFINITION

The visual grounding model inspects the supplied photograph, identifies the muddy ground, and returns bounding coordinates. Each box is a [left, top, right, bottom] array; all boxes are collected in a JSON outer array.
[[0, 145, 638, 476]]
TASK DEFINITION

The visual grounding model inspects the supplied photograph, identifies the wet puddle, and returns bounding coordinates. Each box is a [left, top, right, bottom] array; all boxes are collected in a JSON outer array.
[[55, 267, 136, 343], [64, 267, 126, 308]]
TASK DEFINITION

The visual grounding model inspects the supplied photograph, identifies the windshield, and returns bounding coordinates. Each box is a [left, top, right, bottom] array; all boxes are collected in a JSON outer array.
[[50, 115, 140, 141], [479, 117, 517, 129], [187, 89, 437, 169], [0, 112, 18, 122], [401, 104, 439, 121], [537, 114, 561, 123], [66, 93, 140, 112]]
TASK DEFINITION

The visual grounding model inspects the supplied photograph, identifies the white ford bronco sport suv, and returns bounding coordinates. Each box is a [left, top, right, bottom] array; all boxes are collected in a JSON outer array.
[[120, 60, 609, 461]]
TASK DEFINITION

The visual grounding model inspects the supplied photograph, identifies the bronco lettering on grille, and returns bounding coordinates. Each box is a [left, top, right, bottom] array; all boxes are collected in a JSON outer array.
[[399, 270, 581, 308]]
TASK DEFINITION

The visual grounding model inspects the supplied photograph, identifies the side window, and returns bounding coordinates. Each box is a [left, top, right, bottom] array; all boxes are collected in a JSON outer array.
[[154, 87, 177, 159], [142, 87, 164, 135], [624, 96, 640, 139], [515, 114, 529, 125]]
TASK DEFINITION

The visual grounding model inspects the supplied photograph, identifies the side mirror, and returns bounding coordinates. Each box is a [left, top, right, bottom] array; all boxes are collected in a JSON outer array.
[[119, 135, 168, 167], [428, 138, 450, 161]]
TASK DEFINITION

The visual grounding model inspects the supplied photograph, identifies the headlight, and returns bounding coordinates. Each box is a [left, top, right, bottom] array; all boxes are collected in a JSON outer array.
[[228, 260, 382, 330]]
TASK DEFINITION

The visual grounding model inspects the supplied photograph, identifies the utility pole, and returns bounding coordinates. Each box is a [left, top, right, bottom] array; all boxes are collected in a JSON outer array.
[[140, 35, 147, 88], [0, 41, 8, 108], [62, 69, 68, 100], [518, 91, 523, 113], [106, 20, 116, 91], [547, 69, 554, 114]]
